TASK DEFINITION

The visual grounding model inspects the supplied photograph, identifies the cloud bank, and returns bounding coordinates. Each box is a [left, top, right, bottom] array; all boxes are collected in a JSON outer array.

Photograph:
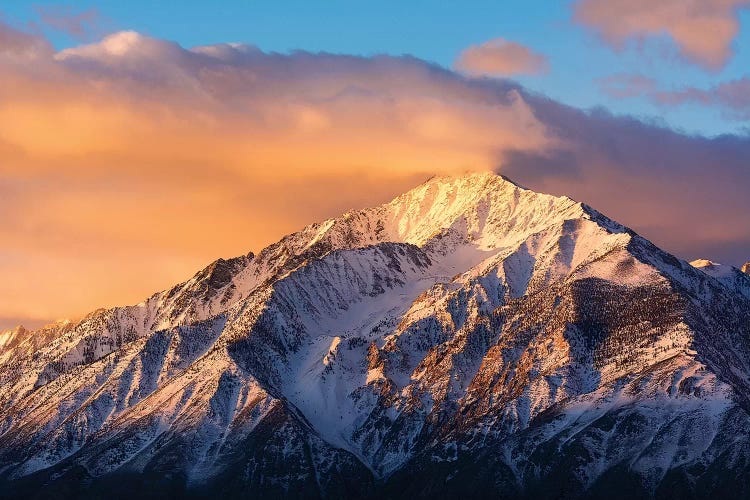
[[574, 0, 750, 70], [0, 23, 749, 328]]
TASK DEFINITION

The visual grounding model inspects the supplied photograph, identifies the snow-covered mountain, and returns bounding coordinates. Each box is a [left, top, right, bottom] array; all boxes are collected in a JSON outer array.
[[2, 172, 750, 499], [0, 326, 27, 352], [691, 259, 750, 300]]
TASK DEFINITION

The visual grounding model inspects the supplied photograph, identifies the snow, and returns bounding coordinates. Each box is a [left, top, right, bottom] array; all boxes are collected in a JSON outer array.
[[691, 258, 750, 300], [0, 327, 22, 351], [2, 172, 750, 494], [690, 258, 734, 278]]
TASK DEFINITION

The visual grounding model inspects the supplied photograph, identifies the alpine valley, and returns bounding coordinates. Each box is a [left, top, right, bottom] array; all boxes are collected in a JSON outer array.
[[2, 172, 750, 499]]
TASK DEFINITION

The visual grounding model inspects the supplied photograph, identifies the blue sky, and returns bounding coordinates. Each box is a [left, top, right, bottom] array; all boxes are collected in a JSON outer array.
[[4, 0, 750, 136]]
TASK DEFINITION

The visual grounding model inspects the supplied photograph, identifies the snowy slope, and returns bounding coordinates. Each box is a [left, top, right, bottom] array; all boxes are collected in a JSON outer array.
[[0, 326, 26, 352], [691, 258, 750, 300], [1, 172, 750, 499]]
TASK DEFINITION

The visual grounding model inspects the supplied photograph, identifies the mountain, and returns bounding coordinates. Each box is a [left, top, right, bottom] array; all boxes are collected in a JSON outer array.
[[0, 320, 75, 357], [691, 259, 750, 300], [2, 172, 750, 499], [0, 326, 27, 352], [743, 262, 750, 275]]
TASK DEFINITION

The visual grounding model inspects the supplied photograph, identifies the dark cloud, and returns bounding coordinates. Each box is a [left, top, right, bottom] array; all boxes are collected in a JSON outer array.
[[502, 149, 582, 180], [505, 94, 750, 265]]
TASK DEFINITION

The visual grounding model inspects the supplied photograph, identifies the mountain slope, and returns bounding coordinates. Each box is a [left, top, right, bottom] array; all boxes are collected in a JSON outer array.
[[691, 259, 750, 300], [1, 172, 750, 499]]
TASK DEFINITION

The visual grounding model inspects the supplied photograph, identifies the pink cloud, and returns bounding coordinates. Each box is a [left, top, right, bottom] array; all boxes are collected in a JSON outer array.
[[34, 5, 102, 40], [574, 0, 750, 70], [596, 71, 750, 120], [654, 77, 750, 119], [0, 19, 51, 57], [454, 38, 548, 77]]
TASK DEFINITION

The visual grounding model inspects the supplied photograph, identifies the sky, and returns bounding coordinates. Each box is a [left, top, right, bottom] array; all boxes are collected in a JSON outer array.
[[7, 0, 750, 136], [1, 1, 750, 329]]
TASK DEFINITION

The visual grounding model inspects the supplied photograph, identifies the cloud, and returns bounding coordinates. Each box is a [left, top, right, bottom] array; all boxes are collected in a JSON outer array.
[[34, 5, 102, 40], [653, 78, 750, 120], [0, 19, 52, 57], [0, 25, 555, 327], [597, 72, 750, 121], [0, 23, 749, 328], [503, 101, 750, 269], [454, 38, 548, 77], [574, 0, 750, 70]]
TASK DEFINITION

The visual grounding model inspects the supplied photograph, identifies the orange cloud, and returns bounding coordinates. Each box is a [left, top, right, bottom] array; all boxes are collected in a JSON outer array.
[[574, 0, 750, 70], [1, 25, 750, 331], [0, 27, 557, 328], [454, 38, 548, 77]]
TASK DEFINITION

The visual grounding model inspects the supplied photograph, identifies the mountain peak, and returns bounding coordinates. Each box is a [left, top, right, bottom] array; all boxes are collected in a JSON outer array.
[[413, 170, 528, 194], [693, 259, 750, 278], [691, 258, 750, 300], [690, 258, 719, 268], [0, 324, 29, 352], [4, 172, 750, 498], [380, 170, 586, 249], [690, 258, 735, 279], [1, 324, 27, 336]]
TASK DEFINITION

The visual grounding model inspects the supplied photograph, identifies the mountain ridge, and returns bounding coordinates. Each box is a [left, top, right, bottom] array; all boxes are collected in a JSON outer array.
[[1, 172, 750, 499]]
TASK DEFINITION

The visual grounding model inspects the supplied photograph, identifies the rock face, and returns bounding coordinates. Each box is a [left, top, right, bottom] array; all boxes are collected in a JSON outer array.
[[742, 262, 750, 274], [2, 172, 750, 499]]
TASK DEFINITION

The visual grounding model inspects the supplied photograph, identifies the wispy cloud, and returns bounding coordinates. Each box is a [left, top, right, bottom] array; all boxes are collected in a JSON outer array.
[[598, 72, 750, 121], [0, 17, 51, 56], [654, 78, 750, 120], [574, 0, 750, 71], [454, 38, 548, 77], [34, 5, 102, 40]]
